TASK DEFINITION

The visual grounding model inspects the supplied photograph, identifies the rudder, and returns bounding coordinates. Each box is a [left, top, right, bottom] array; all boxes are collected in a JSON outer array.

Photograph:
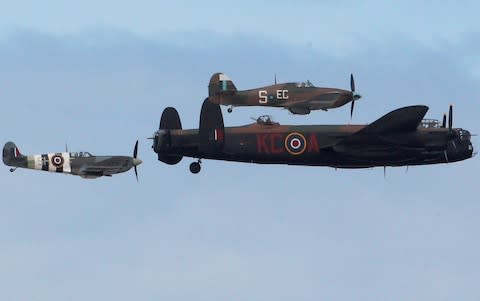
[[3, 141, 24, 166], [199, 98, 225, 154], [160, 107, 182, 130], [157, 107, 183, 165], [208, 72, 237, 98]]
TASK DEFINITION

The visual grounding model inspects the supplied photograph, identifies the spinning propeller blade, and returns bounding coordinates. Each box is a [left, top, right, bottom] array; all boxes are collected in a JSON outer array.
[[350, 73, 355, 92], [448, 104, 453, 130], [445, 105, 456, 156], [350, 73, 355, 119], [442, 113, 447, 128], [350, 99, 355, 119], [133, 140, 139, 182]]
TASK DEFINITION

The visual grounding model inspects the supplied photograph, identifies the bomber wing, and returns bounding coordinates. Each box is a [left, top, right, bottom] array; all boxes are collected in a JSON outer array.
[[351, 105, 429, 135], [326, 105, 429, 151]]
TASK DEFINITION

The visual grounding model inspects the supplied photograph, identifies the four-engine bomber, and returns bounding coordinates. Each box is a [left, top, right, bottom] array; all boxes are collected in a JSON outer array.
[[152, 99, 474, 174]]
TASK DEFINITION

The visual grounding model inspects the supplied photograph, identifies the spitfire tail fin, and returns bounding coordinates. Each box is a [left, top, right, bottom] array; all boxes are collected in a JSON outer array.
[[3, 141, 25, 166], [156, 107, 183, 165], [208, 72, 237, 99]]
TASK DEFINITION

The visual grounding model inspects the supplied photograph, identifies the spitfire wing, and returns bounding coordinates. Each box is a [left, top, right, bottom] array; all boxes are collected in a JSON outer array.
[[78, 166, 119, 177]]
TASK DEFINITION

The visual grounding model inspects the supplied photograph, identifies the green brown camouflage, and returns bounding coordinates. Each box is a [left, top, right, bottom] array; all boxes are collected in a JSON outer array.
[[208, 72, 361, 115]]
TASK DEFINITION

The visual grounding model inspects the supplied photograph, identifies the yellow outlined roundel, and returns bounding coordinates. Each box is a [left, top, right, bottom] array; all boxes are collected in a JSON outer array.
[[284, 132, 307, 155]]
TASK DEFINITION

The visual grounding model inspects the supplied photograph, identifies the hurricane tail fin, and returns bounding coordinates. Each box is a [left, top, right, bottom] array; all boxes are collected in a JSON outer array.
[[208, 72, 237, 99]]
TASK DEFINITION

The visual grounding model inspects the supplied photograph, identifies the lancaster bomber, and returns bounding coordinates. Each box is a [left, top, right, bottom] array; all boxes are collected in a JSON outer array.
[[207, 72, 362, 116], [3, 141, 142, 179], [152, 99, 474, 174]]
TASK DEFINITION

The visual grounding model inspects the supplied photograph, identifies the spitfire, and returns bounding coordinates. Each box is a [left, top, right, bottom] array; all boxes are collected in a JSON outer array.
[[3, 141, 142, 180], [207, 72, 362, 116], [152, 99, 474, 174]]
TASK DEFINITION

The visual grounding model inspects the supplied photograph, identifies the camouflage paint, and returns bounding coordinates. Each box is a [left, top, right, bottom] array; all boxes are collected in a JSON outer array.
[[3, 142, 141, 179], [208, 72, 360, 114]]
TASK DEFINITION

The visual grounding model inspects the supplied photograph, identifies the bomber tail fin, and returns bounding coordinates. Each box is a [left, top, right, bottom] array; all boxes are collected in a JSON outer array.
[[208, 72, 237, 99], [156, 107, 183, 165], [199, 98, 225, 154], [3, 141, 25, 166]]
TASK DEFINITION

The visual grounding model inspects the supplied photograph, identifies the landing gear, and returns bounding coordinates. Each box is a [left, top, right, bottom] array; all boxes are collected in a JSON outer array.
[[9, 168, 16, 173], [189, 160, 201, 174], [227, 106, 233, 113]]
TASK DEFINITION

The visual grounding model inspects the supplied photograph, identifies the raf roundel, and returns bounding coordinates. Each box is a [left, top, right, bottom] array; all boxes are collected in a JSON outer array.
[[285, 132, 307, 155], [51, 154, 64, 167]]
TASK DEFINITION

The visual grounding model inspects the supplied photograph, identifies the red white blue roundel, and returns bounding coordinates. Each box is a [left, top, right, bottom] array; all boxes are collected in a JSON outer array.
[[51, 154, 64, 167], [285, 132, 307, 155]]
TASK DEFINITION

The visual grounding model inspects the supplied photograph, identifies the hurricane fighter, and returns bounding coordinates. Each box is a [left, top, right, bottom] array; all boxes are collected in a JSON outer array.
[[152, 99, 474, 174], [207, 72, 362, 116], [3, 141, 142, 180]]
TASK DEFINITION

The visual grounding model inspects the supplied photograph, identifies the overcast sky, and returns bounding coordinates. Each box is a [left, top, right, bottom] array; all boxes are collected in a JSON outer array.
[[0, 1, 479, 301]]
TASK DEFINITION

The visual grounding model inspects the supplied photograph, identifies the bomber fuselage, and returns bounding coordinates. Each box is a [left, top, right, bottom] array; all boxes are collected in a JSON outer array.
[[153, 122, 474, 168]]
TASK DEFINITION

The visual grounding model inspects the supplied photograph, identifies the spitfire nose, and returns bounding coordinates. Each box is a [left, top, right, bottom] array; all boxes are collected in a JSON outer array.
[[133, 158, 142, 166]]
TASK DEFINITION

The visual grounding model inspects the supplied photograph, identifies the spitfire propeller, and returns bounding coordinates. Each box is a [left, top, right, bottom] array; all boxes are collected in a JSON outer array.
[[133, 140, 141, 181]]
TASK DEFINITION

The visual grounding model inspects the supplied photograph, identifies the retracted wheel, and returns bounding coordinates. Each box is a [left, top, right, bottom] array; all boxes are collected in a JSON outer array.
[[189, 161, 201, 174], [227, 107, 233, 113]]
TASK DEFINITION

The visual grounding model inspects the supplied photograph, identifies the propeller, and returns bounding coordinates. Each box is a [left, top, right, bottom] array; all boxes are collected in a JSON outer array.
[[350, 73, 355, 92], [448, 104, 453, 131], [133, 140, 140, 182], [441, 105, 454, 131], [349, 73, 361, 119], [444, 105, 455, 162]]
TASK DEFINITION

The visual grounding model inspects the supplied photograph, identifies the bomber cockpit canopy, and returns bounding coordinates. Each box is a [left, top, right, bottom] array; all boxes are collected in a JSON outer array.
[[70, 151, 92, 158], [295, 80, 315, 88], [419, 119, 441, 129]]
